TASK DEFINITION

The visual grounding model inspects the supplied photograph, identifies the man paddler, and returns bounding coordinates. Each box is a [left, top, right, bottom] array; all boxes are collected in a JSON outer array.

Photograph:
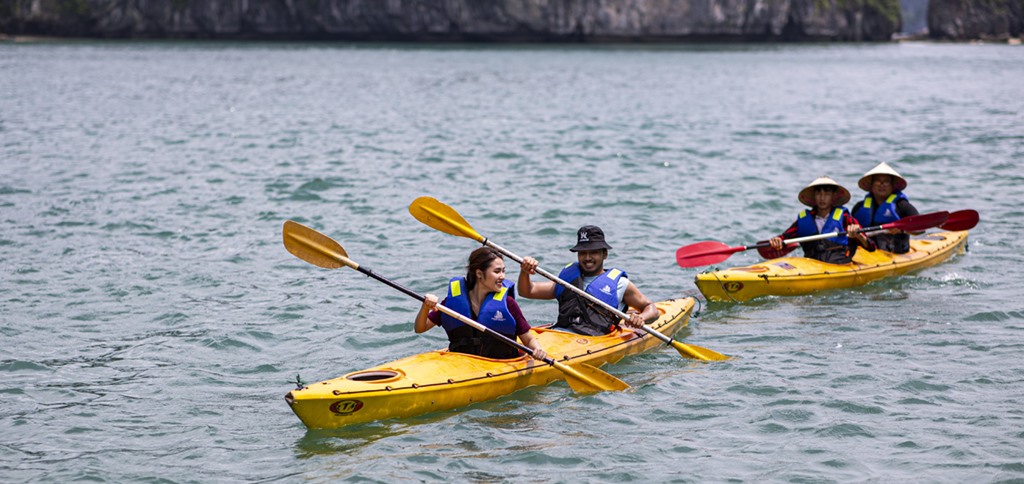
[[518, 225, 658, 336]]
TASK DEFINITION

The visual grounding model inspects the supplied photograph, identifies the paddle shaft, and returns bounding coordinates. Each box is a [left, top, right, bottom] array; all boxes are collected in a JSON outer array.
[[481, 240, 677, 347], [761, 218, 963, 260], [755, 213, 955, 258], [766, 218, 934, 249]]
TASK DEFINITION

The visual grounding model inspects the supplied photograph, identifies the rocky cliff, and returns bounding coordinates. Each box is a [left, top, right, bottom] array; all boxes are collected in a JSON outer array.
[[929, 0, 1023, 39], [0, 0, 900, 41]]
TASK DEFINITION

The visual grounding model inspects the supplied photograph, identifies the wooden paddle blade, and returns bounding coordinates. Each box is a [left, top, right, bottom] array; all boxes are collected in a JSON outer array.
[[887, 211, 949, 233], [756, 242, 798, 260], [675, 241, 739, 268], [940, 210, 979, 231], [670, 341, 730, 361], [282, 220, 354, 270], [554, 361, 630, 393], [409, 197, 485, 242]]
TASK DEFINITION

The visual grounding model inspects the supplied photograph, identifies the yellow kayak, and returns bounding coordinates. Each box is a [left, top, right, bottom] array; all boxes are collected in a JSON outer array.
[[286, 297, 695, 429], [695, 231, 968, 303]]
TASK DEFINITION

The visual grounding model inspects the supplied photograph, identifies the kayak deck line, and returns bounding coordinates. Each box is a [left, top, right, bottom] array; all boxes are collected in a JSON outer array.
[[286, 298, 696, 429], [695, 231, 969, 303]]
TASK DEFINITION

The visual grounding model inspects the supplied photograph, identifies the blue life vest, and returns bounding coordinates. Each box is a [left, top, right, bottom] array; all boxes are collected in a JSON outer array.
[[439, 278, 517, 336], [554, 263, 627, 311], [854, 192, 908, 227], [796, 207, 849, 246]]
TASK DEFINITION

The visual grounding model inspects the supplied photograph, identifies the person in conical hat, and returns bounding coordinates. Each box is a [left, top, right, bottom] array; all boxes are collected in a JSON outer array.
[[768, 176, 875, 264], [851, 162, 920, 254], [517, 225, 658, 336]]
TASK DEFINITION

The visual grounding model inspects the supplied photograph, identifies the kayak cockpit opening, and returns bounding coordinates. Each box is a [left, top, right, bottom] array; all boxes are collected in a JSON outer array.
[[344, 370, 404, 382]]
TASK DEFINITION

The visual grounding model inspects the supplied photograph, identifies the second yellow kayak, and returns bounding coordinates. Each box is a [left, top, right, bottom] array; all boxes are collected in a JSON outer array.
[[695, 231, 968, 302]]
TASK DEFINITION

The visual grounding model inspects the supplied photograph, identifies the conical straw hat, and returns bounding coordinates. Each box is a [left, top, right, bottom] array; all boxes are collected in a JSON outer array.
[[798, 176, 851, 207], [858, 162, 907, 192]]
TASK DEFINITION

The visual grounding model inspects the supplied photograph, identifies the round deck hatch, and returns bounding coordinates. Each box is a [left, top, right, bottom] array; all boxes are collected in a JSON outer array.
[[344, 370, 403, 382]]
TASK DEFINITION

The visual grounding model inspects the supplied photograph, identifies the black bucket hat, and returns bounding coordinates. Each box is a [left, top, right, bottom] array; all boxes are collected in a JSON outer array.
[[570, 225, 613, 252]]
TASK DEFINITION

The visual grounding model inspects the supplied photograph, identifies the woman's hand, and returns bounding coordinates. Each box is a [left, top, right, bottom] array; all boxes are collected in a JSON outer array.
[[423, 293, 438, 310], [769, 236, 784, 250], [415, 294, 439, 333]]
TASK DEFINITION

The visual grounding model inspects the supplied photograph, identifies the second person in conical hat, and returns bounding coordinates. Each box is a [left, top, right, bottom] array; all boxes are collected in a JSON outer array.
[[768, 176, 876, 264], [851, 162, 920, 254]]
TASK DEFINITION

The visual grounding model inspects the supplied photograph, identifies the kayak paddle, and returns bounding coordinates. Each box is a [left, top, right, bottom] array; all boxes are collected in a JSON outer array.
[[281, 220, 629, 394], [409, 197, 729, 362], [676, 210, 951, 268]]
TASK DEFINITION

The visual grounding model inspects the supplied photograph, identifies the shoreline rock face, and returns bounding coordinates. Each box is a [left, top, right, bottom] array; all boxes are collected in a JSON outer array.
[[928, 0, 1024, 39], [0, 0, 900, 41]]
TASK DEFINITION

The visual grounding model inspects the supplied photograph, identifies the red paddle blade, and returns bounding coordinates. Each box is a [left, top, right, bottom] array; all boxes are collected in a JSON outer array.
[[940, 210, 979, 231], [756, 242, 798, 260], [676, 241, 740, 268], [883, 211, 949, 233]]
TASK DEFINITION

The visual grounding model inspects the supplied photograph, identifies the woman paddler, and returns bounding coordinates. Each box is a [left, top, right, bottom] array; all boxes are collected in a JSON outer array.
[[851, 162, 920, 254], [768, 176, 876, 264], [414, 247, 548, 361]]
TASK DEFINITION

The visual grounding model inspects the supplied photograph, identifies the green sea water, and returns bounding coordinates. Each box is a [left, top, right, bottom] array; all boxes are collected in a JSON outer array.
[[1, 41, 1023, 481]]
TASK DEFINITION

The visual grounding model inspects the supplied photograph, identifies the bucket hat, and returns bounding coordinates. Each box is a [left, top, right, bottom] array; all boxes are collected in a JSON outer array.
[[798, 176, 851, 207], [570, 225, 613, 252], [858, 162, 908, 192]]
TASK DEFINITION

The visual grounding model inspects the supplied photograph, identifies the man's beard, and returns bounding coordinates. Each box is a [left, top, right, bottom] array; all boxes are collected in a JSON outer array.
[[580, 264, 603, 277]]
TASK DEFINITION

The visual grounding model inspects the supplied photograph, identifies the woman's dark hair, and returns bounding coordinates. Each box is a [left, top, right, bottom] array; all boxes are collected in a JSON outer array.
[[466, 247, 502, 289]]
